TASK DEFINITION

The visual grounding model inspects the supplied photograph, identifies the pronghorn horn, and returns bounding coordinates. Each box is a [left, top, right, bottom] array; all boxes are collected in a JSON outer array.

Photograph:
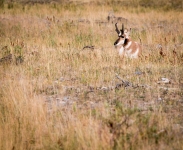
[[115, 23, 120, 35], [121, 24, 124, 34]]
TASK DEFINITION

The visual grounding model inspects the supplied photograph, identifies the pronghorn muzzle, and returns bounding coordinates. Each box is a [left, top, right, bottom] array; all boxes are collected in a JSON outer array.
[[114, 38, 120, 46]]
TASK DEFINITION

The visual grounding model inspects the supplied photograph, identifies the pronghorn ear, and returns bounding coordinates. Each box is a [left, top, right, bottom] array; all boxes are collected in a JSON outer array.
[[124, 29, 130, 38], [129, 28, 132, 33]]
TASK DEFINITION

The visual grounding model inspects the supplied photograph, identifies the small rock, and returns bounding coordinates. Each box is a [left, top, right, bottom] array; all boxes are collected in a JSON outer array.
[[135, 70, 144, 75], [172, 124, 183, 133], [101, 86, 108, 91], [59, 77, 65, 82], [156, 97, 164, 104], [158, 97, 162, 100], [127, 119, 135, 126], [157, 78, 170, 84]]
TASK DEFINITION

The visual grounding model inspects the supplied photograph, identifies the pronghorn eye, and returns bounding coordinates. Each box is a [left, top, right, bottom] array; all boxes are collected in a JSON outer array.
[[121, 36, 124, 38]]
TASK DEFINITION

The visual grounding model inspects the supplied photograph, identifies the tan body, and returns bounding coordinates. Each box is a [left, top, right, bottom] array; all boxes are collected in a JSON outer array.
[[114, 23, 142, 58], [116, 39, 141, 58]]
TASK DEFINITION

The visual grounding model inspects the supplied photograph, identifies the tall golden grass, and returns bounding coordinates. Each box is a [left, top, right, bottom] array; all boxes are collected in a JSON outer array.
[[0, 1, 183, 150]]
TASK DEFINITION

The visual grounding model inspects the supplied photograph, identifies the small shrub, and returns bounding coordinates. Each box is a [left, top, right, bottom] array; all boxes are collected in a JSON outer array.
[[0, 0, 4, 8], [8, 2, 14, 9]]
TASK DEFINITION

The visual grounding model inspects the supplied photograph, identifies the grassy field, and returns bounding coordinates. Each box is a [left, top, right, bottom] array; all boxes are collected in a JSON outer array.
[[0, 1, 183, 149]]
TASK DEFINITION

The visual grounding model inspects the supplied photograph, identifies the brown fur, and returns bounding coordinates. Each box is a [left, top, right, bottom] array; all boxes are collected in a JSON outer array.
[[124, 39, 142, 57]]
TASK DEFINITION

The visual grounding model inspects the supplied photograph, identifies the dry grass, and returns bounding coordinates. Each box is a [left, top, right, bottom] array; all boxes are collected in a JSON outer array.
[[0, 1, 183, 150]]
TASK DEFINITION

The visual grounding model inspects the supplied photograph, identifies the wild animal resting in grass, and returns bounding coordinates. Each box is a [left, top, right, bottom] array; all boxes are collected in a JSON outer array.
[[114, 23, 142, 58]]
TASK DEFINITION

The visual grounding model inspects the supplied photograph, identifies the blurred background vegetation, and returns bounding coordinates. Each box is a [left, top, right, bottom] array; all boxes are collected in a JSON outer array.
[[1, 0, 183, 11]]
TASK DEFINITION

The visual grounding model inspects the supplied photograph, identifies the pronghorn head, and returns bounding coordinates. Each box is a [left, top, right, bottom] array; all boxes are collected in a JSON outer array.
[[114, 23, 130, 47]]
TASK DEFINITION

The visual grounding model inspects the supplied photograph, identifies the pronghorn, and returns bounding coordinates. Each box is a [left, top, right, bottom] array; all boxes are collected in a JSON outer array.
[[114, 23, 141, 58]]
